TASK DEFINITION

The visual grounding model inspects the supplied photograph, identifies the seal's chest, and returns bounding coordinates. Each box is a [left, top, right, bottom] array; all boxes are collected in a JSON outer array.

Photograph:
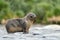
[[25, 20, 33, 27]]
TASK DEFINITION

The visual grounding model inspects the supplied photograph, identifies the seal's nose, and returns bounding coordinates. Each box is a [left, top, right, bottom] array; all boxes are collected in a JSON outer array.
[[33, 14, 36, 23]]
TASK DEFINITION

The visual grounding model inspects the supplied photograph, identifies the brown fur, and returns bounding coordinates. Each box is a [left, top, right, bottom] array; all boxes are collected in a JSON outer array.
[[5, 12, 36, 33]]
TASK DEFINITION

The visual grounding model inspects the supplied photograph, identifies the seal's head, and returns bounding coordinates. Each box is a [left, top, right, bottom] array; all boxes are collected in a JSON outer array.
[[26, 12, 36, 23]]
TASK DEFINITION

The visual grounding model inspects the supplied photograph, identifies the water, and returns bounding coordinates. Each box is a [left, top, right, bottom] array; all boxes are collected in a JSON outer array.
[[0, 24, 60, 40]]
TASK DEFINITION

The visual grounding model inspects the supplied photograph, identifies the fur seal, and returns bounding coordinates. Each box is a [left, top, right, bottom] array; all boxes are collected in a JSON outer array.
[[5, 12, 36, 33]]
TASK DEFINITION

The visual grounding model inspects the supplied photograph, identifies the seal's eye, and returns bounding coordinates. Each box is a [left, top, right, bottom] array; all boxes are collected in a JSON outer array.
[[30, 16, 33, 18]]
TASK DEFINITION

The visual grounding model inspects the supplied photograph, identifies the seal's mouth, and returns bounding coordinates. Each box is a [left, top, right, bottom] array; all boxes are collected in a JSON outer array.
[[33, 19, 36, 23], [33, 16, 36, 23]]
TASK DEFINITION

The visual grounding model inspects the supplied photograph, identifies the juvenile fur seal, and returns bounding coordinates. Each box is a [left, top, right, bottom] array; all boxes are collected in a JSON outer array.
[[5, 12, 36, 33]]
